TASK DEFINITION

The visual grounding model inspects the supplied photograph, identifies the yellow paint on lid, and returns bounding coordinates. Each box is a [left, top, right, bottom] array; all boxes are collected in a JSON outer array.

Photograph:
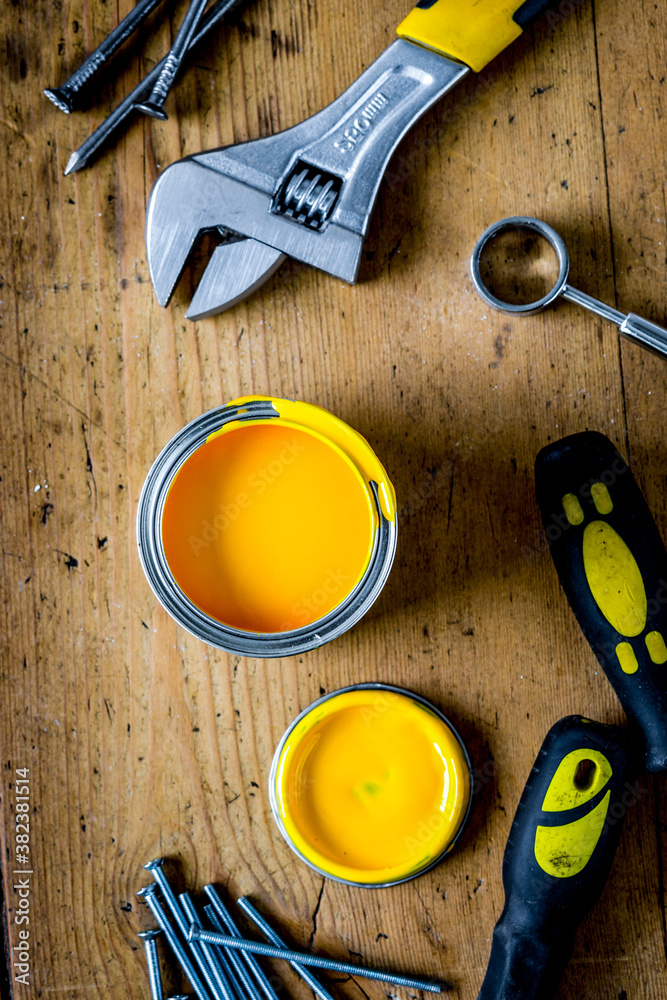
[[272, 687, 471, 885], [161, 397, 395, 634]]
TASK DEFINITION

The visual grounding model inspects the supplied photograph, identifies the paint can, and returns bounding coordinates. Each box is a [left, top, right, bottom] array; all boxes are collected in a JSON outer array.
[[136, 396, 397, 657], [269, 684, 472, 887]]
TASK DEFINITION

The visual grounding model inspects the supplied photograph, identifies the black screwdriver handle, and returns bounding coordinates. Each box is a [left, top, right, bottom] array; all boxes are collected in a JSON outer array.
[[477, 716, 630, 1000], [535, 431, 667, 772]]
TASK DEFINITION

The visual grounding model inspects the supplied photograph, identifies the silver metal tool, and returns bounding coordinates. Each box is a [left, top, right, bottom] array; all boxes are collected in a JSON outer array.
[[471, 216, 667, 360], [145, 0, 572, 318], [146, 39, 468, 318]]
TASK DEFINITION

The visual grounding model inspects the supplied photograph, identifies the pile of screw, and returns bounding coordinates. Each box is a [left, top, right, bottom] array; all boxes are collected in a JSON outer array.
[[44, 0, 247, 174], [136, 858, 445, 1000]]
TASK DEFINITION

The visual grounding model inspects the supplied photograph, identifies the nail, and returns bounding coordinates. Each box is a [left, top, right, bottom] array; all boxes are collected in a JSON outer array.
[[45, 0, 167, 113], [236, 896, 335, 1000], [135, 0, 209, 120], [65, 0, 245, 174], [202, 900, 274, 1000], [179, 892, 237, 1000], [138, 929, 165, 1000], [136, 885, 213, 1000], [143, 859, 191, 939], [142, 861, 228, 1000], [187, 927, 444, 993]]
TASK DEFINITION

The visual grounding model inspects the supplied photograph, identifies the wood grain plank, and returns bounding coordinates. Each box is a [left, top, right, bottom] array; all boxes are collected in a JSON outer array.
[[1, 0, 666, 998]]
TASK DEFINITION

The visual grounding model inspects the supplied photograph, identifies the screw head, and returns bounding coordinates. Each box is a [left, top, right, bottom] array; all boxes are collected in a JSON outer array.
[[137, 928, 162, 940], [143, 857, 165, 871], [136, 884, 158, 899], [135, 101, 169, 122]]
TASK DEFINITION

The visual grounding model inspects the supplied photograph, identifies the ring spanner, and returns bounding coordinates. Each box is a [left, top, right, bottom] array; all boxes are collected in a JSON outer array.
[[146, 0, 570, 319], [471, 215, 667, 359]]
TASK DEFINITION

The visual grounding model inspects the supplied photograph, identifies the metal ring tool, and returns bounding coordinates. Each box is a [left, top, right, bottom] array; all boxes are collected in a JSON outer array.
[[471, 215, 667, 360]]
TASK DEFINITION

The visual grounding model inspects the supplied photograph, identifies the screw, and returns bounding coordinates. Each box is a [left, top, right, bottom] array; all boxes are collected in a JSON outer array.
[[188, 927, 443, 993], [141, 863, 230, 1000], [138, 929, 165, 1000], [137, 885, 212, 1000], [179, 892, 237, 1000], [135, 0, 210, 120], [236, 896, 335, 1000], [203, 888, 282, 1000], [203, 901, 273, 1000], [64, 0, 245, 174], [143, 859, 191, 939], [45, 0, 167, 113]]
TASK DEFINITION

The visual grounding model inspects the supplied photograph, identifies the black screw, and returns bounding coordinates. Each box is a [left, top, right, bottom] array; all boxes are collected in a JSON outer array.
[[45, 0, 168, 113], [65, 0, 245, 174], [135, 0, 210, 120]]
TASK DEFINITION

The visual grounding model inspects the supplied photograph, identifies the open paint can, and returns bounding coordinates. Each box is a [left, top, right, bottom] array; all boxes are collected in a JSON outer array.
[[137, 396, 397, 656], [269, 684, 472, 886]]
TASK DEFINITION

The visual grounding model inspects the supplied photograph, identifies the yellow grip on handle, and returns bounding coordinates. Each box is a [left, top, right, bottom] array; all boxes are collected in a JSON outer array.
[[396, 0, 525, 73]]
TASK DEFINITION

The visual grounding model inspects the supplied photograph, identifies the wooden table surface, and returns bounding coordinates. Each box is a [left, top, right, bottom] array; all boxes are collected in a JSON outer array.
[[2, 0, 667, 996]]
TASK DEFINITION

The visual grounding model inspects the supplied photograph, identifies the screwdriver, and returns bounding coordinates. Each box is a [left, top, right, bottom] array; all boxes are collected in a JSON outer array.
[[477, 715, 629, 1000], [535, 431, 667, 772]]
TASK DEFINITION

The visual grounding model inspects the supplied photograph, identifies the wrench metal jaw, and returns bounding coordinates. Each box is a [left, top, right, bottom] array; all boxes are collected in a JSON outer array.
[[146, 39, 469, 316]]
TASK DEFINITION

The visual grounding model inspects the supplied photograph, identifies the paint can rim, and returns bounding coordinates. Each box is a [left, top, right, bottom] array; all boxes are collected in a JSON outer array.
[[268, 682, 473, 887], [136, 398, 397, 657]]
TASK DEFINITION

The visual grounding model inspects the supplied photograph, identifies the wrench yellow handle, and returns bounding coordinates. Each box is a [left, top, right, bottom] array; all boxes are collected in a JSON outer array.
[[397, 0, 562, 73]]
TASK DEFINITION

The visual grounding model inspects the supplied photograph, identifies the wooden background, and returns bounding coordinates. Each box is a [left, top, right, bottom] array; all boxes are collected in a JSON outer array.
[[1, 0, 666, 996]]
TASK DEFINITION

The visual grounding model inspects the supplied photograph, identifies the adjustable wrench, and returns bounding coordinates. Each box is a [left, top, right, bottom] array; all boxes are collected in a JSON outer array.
[[146, 0, 568, 319]]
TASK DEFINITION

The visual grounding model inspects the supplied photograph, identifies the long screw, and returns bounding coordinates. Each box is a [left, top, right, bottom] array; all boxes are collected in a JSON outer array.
[[142, 859, 226, 1000], [188, 928, 443, 993], [138, 929, 165, 1000], [44, 0, 167, 113], [144, 859, 191, 939], [179, 892, 237, 1000], [203, 887, 282, 1000], [135, 0, 209, 120], [65, 0, 245, 174], [236, 897, 336, 1000], [201, 909, 249, 1000], [202, 900, 276, 1000], [137, 885, 213, 1000]]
